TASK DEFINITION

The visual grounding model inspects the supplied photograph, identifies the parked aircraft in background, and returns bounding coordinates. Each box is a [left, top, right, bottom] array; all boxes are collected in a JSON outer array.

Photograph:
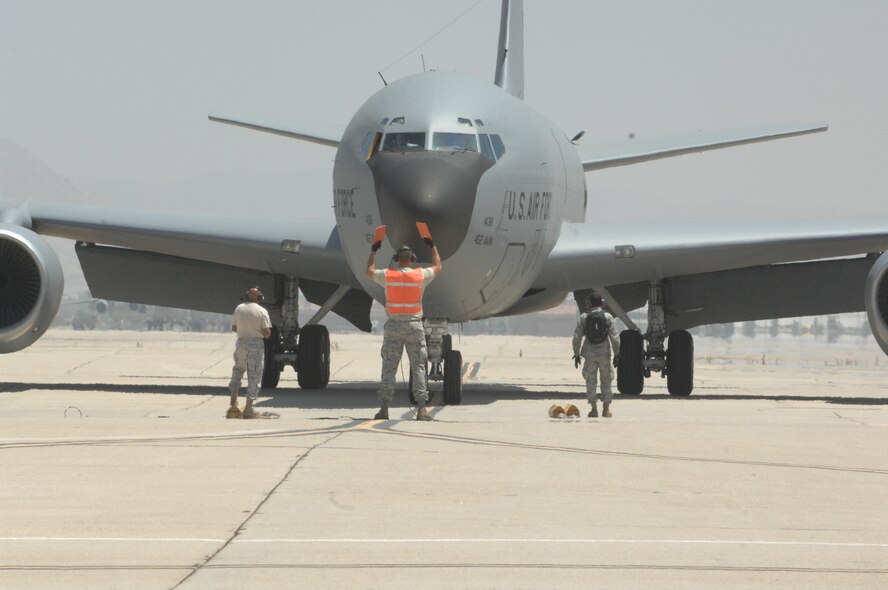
[[2, 0, 887, 401]]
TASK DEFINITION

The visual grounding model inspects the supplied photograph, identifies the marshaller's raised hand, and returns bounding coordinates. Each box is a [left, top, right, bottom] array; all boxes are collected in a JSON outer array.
[[423, 237, 434, 248], [371, 241, 381, 252]]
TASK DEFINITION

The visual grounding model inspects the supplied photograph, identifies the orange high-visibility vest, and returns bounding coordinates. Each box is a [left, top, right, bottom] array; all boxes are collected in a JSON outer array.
[[385, 268, 425, 316]]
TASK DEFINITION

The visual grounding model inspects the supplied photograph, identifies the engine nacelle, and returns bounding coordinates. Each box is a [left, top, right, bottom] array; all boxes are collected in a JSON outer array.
[[865, 251, 888, 356], [0, 224, 64, 353]]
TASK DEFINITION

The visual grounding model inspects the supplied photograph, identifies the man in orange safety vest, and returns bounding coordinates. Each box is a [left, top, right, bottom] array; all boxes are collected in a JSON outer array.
[[365, 237, 442, 421]]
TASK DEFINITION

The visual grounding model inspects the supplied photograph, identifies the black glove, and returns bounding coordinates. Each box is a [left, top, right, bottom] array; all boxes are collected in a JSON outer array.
[[613, 354, 620, 368], [371, 241, 381, 252], [423, 237, 434, 248], [573, 355, 581, 369]]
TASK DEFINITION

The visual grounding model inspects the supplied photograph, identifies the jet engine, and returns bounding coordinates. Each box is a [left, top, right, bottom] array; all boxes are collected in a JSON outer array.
[[0, 224, 64, 353], [865, 251, 888, 356]]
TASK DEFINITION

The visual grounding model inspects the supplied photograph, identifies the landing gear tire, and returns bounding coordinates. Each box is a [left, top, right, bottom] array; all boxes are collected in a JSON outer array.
[[666, 330, 694, 396], [617, 329, 644, 395], [443, 349, 463, 405], [261, 327, 282, 389], [297, 324, 330, 390]]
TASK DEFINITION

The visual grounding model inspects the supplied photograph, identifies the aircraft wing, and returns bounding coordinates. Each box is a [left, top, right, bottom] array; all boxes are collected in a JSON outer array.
[[579, 122, 827, 172], [539, 217, 888, 292], [0, 197, 372, 330], [208, 112, 341, 147], [536, 217, 888, 332]]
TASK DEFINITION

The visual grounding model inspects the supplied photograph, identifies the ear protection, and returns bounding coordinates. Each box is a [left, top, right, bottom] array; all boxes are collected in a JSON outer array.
[[243, 286, 265, 302], [392, 245, 417, 263]]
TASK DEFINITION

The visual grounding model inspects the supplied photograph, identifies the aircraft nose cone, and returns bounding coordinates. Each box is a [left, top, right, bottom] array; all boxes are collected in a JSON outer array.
[[368, 151, 493, 261]]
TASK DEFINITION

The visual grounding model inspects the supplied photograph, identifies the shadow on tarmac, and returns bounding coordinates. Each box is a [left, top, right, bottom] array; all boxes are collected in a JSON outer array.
[[1, 381, 886, 407]]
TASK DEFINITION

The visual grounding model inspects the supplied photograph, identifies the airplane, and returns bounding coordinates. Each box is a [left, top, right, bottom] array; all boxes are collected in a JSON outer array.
[[2, 0, 888, 403]]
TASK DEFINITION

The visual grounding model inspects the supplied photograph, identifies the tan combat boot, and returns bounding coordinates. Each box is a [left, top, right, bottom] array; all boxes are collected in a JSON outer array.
[[588, 402, 598, 418], [416, 407, 432, 421], [227, 388, 240, 418], [242, 404, 259, 419], [374, 408, 389, 420], [602, 403, 612, 418]]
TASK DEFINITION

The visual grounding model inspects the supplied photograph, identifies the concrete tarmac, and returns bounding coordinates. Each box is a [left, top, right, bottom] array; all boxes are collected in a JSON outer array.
[[1, 329, 886, 589]]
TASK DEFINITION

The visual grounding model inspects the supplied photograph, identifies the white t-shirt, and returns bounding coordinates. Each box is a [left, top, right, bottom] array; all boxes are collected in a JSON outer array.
[[233, 302, 271, 339]]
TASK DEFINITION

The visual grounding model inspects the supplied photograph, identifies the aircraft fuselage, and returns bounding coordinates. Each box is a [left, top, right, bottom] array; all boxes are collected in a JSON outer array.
[[333, 71, 586, 321]]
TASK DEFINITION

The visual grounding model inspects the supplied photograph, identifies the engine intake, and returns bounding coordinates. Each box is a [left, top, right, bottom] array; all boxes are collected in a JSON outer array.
[[865, 251, 888, 356], [0, 224, 64, 353]]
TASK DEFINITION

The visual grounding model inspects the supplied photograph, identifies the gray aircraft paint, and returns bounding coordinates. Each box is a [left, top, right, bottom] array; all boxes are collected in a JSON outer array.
[[333, 69, 578, 321], [3, 0, 888, 356]]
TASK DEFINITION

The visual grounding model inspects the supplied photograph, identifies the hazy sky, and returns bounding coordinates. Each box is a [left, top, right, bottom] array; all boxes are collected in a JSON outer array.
[[3, 0, 888, 223]]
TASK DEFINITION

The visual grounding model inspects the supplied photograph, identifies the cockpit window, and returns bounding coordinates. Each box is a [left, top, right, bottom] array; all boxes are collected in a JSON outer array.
[[432, 132, 478, 152], [457, 117, 473, 127], [381, 132, 426, 151], [478, 133, 495, 161], [490, 134, 506, 159], [389, 116, 405, 125]]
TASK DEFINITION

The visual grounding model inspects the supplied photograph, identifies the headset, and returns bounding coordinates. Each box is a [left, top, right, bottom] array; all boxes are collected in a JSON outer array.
[[242, 286, 265, 302], [392, 244, 417, 263]]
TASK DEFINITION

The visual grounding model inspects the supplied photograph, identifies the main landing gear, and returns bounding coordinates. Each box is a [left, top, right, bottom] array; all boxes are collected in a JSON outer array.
[[261, 276, 333, 390], [616, 280, 695, 396], [408, 318, 463, 405]]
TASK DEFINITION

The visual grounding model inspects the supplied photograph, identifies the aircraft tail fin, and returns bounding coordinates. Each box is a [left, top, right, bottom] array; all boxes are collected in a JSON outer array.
[[494, 0, 524, 100]]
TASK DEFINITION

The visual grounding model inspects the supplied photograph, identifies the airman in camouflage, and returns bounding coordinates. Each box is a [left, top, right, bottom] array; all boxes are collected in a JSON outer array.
[[366, 237, 442, 421], [573, 293, 621, 418], [228, 287, 272, 419]]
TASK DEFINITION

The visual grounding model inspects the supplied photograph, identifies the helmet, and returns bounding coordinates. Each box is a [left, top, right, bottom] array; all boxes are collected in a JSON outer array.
[[585, 293, 603, 309]]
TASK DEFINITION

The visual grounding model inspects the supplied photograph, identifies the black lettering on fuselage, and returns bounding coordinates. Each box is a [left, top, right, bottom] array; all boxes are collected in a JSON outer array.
[[504, 190, 552, 222], [333, 188, 356, 218]]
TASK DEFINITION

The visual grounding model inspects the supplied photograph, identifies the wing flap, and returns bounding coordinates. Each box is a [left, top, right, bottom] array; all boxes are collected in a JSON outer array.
[[580, 122, 827, 172], [659, 256, 874, 332], [76, 243, 277, 315]]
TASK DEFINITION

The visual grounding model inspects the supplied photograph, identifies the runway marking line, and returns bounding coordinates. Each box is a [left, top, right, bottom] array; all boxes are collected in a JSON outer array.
[[2, 537, 887, 548]]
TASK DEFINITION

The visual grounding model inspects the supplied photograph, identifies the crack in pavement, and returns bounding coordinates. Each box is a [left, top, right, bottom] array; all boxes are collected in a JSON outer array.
[[170, 429, 347, 589]]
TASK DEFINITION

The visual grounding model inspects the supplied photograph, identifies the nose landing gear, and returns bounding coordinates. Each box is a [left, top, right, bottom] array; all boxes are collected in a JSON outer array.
[[408, 319, 463, 405]]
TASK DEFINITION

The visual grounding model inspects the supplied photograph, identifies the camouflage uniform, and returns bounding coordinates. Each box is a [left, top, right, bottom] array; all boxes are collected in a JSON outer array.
[[378, 319, 429, 404], [573, 308, 621, 404], [372, 266, 436, 406], [229, 339, 265, 401], [229, 300, 271, 403]]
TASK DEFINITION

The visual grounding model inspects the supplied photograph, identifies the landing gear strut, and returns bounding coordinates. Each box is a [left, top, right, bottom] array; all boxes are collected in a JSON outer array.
[[261, 276, 335, 390], [408, 319, 462, 405], [615, 280, 695, 396]]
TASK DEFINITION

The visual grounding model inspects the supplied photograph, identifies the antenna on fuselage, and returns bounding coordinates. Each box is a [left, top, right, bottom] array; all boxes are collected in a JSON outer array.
[[378, 71, 388, 86], [570, 130, 585, 144]]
